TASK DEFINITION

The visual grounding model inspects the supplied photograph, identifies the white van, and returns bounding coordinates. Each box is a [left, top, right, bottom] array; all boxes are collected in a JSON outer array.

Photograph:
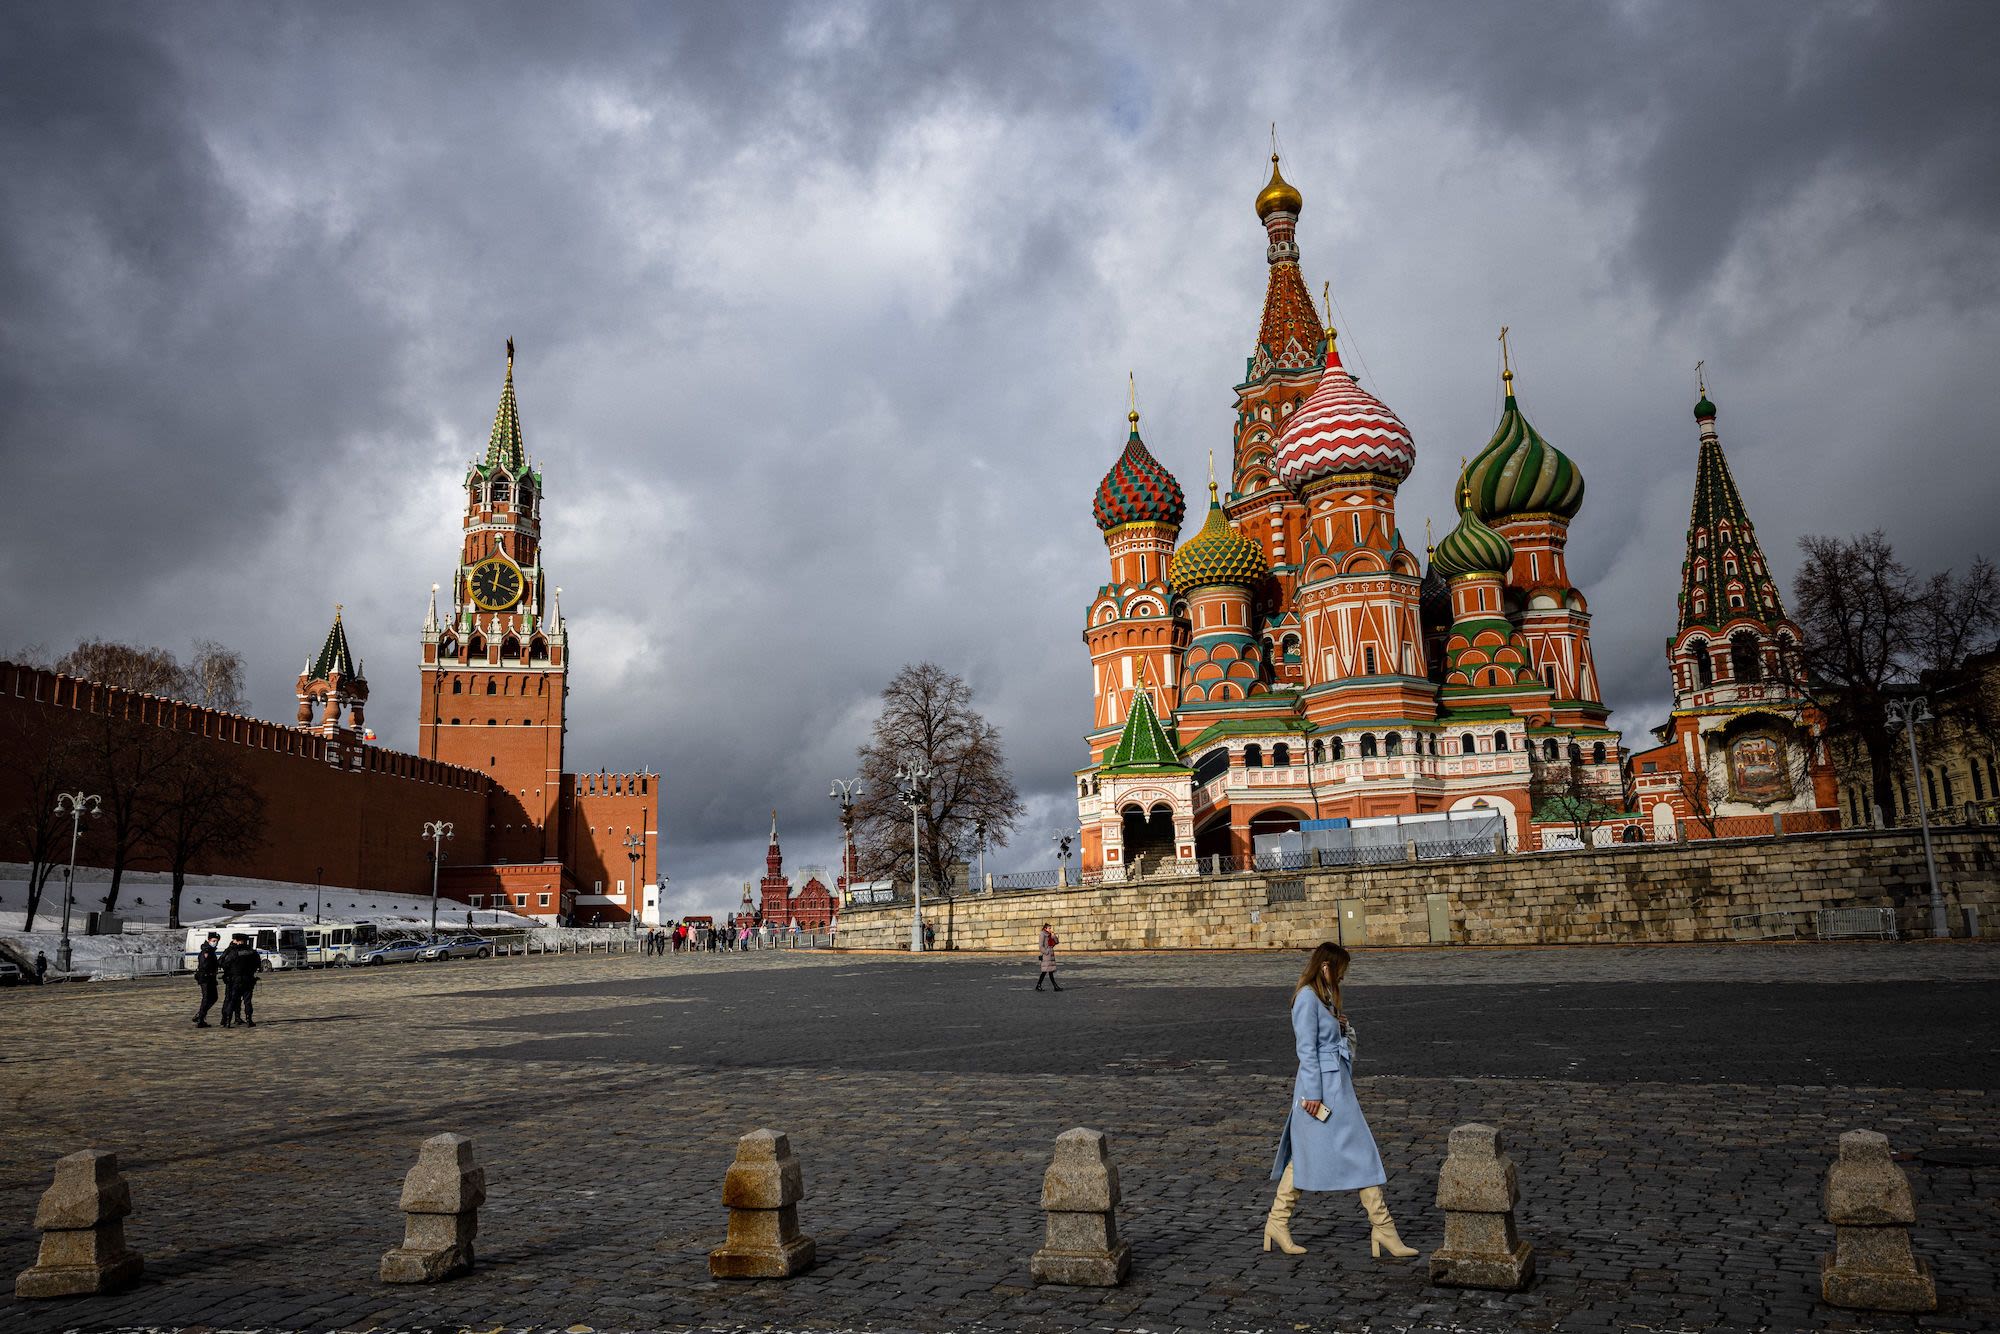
[[182, 921, 308, 972]]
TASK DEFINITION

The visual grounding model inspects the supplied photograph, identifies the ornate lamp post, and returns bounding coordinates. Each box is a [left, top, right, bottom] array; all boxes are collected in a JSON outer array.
[[829, 778, 861, 905], [897, 760, 931, 952], [314, 865, 324, 925], [1052, 831, 1074, 887], [623, 831, 645, 933], [53, 790, 100, 975], [1886, 697, 1946, 937], [975, 817, 988, 895], [422, 820, 454, 934]]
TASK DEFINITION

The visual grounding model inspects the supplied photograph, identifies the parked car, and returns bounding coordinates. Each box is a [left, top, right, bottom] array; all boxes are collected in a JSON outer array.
[[359, 939, 428, 966], [0, 961, 22, 987], [418, 936, 493, 961]]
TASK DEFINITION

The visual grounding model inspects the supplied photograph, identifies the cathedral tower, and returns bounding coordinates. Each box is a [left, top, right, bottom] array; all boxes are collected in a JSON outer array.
[[418, 341, 570, 866], [1084, 403, 1186, 753]]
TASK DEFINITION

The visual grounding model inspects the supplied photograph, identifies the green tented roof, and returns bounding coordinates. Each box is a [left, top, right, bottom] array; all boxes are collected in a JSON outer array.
[[1101, 690, 1189, 774]]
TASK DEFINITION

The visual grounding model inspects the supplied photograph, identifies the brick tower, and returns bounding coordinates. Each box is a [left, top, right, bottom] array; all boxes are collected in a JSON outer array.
[[418, 340, 569, 866]]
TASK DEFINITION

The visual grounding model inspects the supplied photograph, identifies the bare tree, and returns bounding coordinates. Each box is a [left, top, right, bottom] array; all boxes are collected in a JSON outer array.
[[852, 663, 1024, 893], [77, 713, 185, 915], [1529, 758, 1627, 847], [55, 640, 189, 696], [183, 641, 249, 712], [1, 710, 86, 930], [1793, 534, 1999, 819], [147, 748, 267, 928]]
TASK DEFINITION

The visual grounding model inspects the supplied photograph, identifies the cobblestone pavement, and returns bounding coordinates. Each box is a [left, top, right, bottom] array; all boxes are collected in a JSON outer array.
[[1, 942, 1995, 1334]]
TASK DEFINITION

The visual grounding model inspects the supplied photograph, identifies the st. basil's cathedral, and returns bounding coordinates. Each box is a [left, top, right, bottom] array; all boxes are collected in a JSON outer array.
[[1077, 155, 1625, 878]]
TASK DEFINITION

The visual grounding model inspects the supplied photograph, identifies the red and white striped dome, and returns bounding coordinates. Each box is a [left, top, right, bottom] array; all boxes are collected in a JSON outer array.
[[1273, 336, 1416, 490]]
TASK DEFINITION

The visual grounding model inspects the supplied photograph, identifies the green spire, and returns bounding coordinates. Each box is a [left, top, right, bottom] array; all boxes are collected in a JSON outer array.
[[310, 605, 357, 681], [484, 338, 526, 473], [1678, 388, 1786, 632], [1101, 689, 1188, 774]]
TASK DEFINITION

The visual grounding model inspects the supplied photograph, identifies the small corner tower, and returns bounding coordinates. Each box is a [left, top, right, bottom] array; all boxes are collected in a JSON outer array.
[[297, 605, 370, 760]]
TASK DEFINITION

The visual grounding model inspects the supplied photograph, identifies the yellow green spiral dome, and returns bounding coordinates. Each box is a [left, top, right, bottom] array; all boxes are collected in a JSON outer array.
[[1170, 484, 1268, 590]]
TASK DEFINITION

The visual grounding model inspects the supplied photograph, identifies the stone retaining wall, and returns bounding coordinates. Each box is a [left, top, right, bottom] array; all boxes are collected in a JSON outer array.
[[836, 828, 2000, 952]]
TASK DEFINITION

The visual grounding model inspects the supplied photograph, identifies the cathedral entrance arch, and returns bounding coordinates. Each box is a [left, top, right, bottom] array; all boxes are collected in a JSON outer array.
[[1247, 807, 1304, 845], [1120, 802, 1176, 878]]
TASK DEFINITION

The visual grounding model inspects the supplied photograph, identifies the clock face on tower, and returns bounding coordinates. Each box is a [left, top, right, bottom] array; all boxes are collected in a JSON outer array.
[[468, 556, 524, 611]]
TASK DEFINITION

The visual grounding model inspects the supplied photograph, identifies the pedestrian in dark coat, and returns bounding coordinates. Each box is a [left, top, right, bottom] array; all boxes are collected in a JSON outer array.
[[218, 934, 262, 1028], [1034, 923, 1061, 991], [193, 931, 221, 1027], [35, 950, 48, 984]]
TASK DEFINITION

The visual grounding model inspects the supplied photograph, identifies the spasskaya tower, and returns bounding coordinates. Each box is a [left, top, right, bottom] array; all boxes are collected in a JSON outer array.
[[419, 340, 569, 866]]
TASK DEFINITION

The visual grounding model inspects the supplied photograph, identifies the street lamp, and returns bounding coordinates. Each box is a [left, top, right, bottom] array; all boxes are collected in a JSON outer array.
[[829, 778, 861, 904], [53, 791, 100, 975], [1052, 830, 1073, 886], [422, 820, 454, 933], [1886, 697, 1947, 938], [623, 831, 645, 933], [314, 865, 324, 925], [975, 818, 988, 895], [897, 760, 931, 952]]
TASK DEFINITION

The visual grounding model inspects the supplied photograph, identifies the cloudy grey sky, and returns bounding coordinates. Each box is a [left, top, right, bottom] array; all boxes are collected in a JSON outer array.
[[5, 2, 1997, 916]]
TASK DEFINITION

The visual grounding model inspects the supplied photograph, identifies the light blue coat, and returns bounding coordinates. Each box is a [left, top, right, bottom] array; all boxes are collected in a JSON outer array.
[[1270, 988, 1386, 1191]]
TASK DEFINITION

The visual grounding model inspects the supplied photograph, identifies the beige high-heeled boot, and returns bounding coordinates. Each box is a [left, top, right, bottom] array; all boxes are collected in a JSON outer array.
[[1358, 1185, 1418, 1258], [1262, 1163, 1307, 1254]]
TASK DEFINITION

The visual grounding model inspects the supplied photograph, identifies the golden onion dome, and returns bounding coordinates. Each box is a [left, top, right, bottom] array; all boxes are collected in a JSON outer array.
[[1255, 154, 1303, 220]]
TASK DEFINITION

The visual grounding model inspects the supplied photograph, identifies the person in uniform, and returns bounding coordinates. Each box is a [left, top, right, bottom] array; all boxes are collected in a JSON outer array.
[[192, 931, 221, 1027], [218, 933, 262, 1028]]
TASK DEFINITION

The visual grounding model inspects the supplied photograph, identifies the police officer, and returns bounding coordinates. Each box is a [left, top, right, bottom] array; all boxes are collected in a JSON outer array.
[[218, 933, 261, 1028], [192, 931, 221, 1027]]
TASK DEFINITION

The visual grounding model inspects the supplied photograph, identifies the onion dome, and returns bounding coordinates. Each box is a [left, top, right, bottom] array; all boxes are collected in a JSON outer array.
[[1694, 392, 1717, 421], [1093, 409, 1186, 531], [1170, 482, 1268, 590], [1272, 328, 1417, 490], [1463, 368, 1584, 521], [1430, 496, 1515, 580], [1255, 153, 1303, 220]]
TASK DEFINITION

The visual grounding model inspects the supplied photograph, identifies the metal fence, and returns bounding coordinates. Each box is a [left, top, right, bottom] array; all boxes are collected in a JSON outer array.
[[1816, 907, 1898, 940], [991, 867, 1065, 891]]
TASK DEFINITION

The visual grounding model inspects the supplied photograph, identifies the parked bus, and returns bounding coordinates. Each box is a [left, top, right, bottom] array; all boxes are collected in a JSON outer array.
[[180, 913, 378, 971]]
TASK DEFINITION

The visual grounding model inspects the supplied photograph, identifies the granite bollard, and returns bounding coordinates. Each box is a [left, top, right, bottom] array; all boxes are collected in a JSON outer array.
[[379, 1133, 486, 1283], [14, 1150, 145, 1298], [708, 1129, 815, 1278], [1030, 1127, 1131, 1286], [1820, 1129, 1936, 1312], [1428, 1123, 1533, 1291]]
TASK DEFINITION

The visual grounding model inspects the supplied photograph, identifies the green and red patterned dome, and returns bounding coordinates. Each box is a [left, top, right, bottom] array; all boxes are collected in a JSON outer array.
[[1170, 483, 1269, 590], [1430, 497, 1514, 579], [1093, 411, 1187, 532], [1463, 371, 1584, 522]]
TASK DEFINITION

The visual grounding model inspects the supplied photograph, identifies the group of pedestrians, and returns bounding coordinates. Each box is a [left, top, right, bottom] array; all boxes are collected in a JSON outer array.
[[190, 930, 264, 1029], [643, 917, 828, 955]]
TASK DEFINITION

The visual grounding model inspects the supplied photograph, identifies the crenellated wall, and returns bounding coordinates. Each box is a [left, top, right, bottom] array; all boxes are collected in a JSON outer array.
[[0, 661, 492, 895], [835, 827, 2000, 951]]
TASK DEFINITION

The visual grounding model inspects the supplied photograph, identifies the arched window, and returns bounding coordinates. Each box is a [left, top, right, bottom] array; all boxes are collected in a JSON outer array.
[[1543, 738, 1559, 761], [440, 637, 459, 660], [1592, 741, 1608, 765], [1244, 743, 1263, 769], [1331, 737, 1345, 761], [1621, 826, 1642, 843], [1272, 743, 1290, 767], [501, 635, 521, 662], [1461, 732, 1476, 754], [1688, 639, 1712, 687], [1568, 742, 1583, 765], [1926, 770, 1938, 808], [530, 636, 549, 663], [1730, 632, 1762, 682], [1311, 739, 1325, 763], [1429, 734, 1439, 755], [451, 678, 463, 695], [492, 479, 511, 503], [486, 679, 498, 696], [1385, 733, 1402, 757], [518, 483, 533, 509], [1494, 731, 1509, 752], [1360, 733, 1378, 758]]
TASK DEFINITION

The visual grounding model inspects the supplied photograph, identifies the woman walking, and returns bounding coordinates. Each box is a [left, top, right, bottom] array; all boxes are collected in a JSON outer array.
[[1034, 922, 1061, 991], [1265, 941, 1416, 1259]]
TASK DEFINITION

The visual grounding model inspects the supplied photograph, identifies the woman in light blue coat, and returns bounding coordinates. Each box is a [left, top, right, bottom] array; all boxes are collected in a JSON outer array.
[[1264, 941, 1418, 1258]]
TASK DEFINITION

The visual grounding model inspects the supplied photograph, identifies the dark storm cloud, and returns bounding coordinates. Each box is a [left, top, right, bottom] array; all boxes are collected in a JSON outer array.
[[4, 2, 1995, 914]]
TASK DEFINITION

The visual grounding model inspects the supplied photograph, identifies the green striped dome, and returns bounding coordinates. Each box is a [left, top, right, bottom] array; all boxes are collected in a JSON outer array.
[[1170, 487, 1268, 591], [1465, 382, 1584, 521], [1430, 501, 1514, 579]]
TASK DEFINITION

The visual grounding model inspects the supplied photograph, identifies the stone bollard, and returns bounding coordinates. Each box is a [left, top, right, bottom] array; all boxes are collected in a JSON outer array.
[[14, 1149, 145, 1298], [708, 1129, 815, 1278], [1030, 1128, 1131, 1286], [1428, 1123, 1533, 1291], [1820, 1129, 1936, 1312], [380, 1133, 486, 1283]]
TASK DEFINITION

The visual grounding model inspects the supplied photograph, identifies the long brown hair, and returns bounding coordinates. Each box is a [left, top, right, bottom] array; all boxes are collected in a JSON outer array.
[[1294, 941, 1350, 1015]]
